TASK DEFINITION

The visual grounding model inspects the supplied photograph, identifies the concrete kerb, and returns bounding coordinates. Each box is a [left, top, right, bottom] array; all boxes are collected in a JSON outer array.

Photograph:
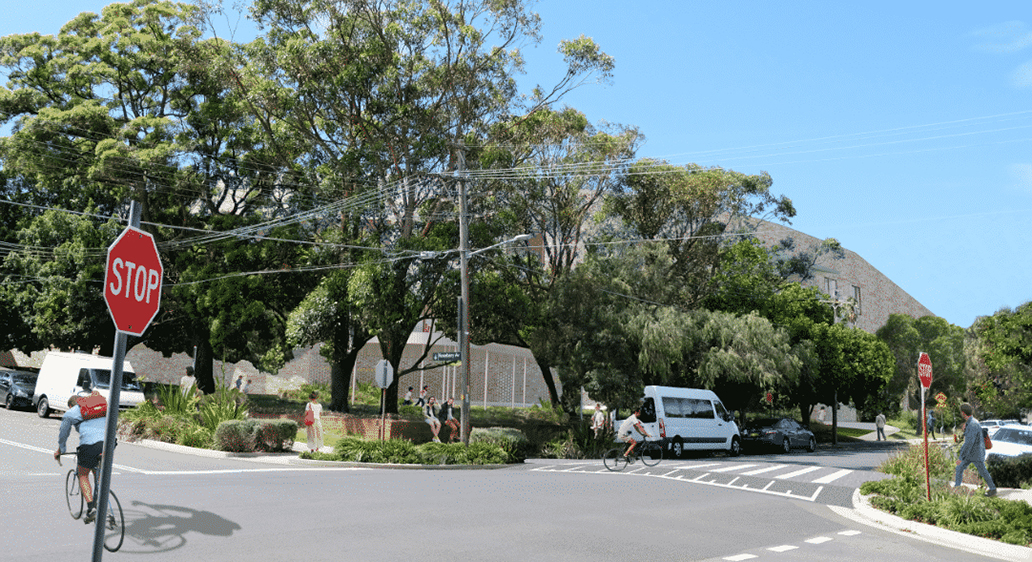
[[128, 438, 516, 470], [832, 488, 1032, 562]]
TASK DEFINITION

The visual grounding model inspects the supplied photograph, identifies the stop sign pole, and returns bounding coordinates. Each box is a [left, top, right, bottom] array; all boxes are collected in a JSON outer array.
[[918, 351, 933, 502], [92, 201, 162, 562]]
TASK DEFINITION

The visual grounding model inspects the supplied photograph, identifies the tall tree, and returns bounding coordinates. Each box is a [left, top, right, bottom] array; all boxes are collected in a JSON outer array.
[[233, 0, 614, 412]]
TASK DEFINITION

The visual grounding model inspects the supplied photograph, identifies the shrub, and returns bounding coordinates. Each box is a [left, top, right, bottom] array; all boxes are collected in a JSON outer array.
[[157, 383, 200, 417], [177, 425, 214, 449], [335, 437, 421, 464], [252, 419, 298, 452], [470, 427, 530, 463], [879, 442, 953, 480], [215, 420, 257, 452], [200, 385, 248, 432], [987, 454, 1032, 489]]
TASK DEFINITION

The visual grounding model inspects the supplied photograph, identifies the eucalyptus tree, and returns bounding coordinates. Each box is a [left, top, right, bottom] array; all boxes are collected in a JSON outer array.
[[232, 0, 615, 411], [969, 302, 1032, 416]]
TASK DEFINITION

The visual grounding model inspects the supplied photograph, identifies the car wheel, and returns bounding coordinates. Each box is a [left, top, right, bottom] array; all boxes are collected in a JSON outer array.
[[807, 436, 816, 453], [729, 436, 742, 457], [671, 437, 684, 459], [37, 396, 50, 418], [781, 437, 791, 454]]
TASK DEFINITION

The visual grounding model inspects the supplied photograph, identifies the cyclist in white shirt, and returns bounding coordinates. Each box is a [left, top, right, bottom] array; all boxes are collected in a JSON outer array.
[[619, 407, 651, 460]]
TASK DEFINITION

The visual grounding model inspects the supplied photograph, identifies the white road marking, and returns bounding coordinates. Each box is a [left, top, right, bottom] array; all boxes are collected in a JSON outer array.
[[774, 465, 822, 479], [806, 536, 833, 544], [812, 469, 852, 484], [768, 544, 798, 552], [740, 464, 787, 475]]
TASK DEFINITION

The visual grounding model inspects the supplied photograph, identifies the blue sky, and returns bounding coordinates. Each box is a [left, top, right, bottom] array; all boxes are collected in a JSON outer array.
[[4, 1, 1031, 328]]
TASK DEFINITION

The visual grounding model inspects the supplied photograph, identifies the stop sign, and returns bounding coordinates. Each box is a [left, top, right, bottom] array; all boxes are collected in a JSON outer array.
[[105, 226, 163, 336], [917, 352, 933, 389]]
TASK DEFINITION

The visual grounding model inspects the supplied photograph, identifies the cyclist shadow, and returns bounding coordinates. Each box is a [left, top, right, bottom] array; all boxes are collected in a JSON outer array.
[[120, 501, 241, 554]]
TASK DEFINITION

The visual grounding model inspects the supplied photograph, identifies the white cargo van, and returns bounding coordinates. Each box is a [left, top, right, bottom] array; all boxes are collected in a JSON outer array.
[[33, 352, 144, 418], [628, 386, 741, 458]]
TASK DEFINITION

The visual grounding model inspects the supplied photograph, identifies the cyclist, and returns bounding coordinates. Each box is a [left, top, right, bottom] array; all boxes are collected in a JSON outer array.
[[53, 394, 107, 524], [618, 407, 652, 462]]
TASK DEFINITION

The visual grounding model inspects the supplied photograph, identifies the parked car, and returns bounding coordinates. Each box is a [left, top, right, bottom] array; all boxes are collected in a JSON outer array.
[[0, 368, 39, 410], [986, 425, 1032, 462], [981, 419, 1022, 437], [742, 417, 816, 453]]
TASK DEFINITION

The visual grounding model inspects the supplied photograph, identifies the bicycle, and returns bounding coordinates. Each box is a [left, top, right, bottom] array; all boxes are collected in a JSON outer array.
[[59, 453, 125, 552], [603, 437, 663, 471]]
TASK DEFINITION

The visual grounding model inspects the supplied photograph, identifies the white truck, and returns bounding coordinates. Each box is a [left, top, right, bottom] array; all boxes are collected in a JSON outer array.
[[33, 351, 144, 418]]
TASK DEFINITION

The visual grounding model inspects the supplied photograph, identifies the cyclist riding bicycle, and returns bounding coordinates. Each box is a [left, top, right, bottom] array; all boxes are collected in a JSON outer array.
[[618, 406, 652, 462], [53, 393, 107, 524]]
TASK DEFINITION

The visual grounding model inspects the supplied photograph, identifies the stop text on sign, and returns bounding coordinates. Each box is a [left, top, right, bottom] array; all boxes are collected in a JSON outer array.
[[108, 258, 161, 303]]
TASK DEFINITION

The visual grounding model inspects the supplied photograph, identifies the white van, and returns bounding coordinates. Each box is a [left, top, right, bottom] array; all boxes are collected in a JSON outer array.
[[628, 386, 741, 458], [33, 352, 144, 418]]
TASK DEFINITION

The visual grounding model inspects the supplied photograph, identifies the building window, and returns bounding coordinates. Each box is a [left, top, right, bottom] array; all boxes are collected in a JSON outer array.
[[825, 277, 838, 300], [853, 285, 862, 315]]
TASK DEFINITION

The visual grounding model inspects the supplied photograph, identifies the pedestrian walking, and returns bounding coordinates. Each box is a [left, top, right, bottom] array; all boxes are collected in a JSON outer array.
[[875, 412, 887, 441], [927, 410, 937, 439], [954, 403, 996, 496]]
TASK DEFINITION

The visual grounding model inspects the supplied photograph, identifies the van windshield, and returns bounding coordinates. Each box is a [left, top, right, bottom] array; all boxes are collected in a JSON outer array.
[[93, 370, 142, 391]]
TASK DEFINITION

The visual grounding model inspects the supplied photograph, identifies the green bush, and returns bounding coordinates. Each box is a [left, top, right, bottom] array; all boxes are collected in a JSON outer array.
[[200, 385, 248, 432], [879, 442, 954, 480], [157, 383, 200, 416], [215, 420, 257, 452], [335, 437, 421, 464], [329, 436, 510, 465], [987, 454, 1032, 489], [470, 427, 530, 463], [177, 425, 214, 449], [251, 419, 298, 452]]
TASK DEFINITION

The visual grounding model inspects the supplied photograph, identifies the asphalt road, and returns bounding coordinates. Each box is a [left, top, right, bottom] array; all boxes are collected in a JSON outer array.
[[0, 406, 1004, 562]]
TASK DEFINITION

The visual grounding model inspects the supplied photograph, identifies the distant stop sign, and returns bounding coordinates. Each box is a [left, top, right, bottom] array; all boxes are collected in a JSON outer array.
[[918, 352, 933, 389], [105, 226, 163, 336]]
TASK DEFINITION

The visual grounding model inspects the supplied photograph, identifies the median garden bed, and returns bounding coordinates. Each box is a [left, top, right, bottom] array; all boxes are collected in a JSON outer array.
[[861, 442, 1032, 546]]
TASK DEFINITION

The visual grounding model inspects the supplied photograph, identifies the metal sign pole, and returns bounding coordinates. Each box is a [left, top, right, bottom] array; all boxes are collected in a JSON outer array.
[[92, 201, 139, 561]]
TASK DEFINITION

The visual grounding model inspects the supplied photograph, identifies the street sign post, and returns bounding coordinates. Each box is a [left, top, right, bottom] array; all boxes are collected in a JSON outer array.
[[374, 360, 394, 441], [95, 203, 163, 561], [918, 351, 933, 501]]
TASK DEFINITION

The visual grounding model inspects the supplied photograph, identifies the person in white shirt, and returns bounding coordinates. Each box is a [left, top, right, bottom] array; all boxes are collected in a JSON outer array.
[[590, 404, 607, 437], [619, 407, 651, 460], [180, 367, 197, 397]]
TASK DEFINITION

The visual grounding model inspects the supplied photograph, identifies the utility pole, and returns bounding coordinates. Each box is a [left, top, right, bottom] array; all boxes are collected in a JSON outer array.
[[457, 143, 472, 445]]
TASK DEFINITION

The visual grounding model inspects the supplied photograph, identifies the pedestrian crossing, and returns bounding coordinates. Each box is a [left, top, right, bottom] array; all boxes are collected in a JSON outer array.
[[529, 458, 870, 507]]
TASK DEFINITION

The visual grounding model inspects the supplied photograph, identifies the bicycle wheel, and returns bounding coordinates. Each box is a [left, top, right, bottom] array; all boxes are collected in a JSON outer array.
[[102, 490, 125, 552], [603, 448, 628, 472], [65, 469, 83, 520], [640, 441, 663, 467]]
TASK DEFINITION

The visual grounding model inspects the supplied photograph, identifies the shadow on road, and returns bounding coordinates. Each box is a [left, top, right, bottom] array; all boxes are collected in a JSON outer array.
[[118, 501, 241, 554]]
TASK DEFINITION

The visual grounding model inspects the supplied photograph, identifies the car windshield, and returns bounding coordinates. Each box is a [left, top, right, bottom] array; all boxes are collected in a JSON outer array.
[[12, 373, 37, 384], [92, 369, 142, 391], [747, 419, 779, 429], [995, 429, 1032, 446]]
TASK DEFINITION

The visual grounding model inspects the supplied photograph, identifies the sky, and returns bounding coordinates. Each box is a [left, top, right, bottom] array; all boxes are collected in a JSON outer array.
[[3, 1, 1031, 329]]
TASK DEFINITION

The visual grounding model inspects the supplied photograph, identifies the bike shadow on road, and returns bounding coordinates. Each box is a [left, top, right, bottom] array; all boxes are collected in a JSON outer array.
[[117, 500, 242, 554]]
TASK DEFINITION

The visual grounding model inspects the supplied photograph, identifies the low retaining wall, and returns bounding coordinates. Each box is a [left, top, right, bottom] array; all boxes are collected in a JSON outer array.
[[250, 412, 458, 443]]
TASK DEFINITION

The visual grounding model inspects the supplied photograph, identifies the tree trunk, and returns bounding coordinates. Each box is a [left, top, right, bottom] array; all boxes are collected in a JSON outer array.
[[194, 337, 215, 394], [534, 356, 563, 412]]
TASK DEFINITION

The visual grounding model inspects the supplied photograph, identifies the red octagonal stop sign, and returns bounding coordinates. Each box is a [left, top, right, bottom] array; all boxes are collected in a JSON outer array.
[[105, 226, 163, 336], [918, 352, 933, 389]]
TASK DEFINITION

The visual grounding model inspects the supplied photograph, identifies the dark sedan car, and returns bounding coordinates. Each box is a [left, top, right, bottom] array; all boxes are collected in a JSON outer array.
[[0, 369, 39, 410], [742, 417, 816, 453]]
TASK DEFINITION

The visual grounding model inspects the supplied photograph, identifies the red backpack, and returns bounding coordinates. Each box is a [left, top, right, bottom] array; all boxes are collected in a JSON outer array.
[[77, 394, 108, 421]]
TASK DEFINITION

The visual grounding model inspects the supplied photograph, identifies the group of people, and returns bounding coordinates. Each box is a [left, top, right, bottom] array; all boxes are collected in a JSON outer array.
[[179, 367, 251, 396], [421, 396, 460, 443]]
